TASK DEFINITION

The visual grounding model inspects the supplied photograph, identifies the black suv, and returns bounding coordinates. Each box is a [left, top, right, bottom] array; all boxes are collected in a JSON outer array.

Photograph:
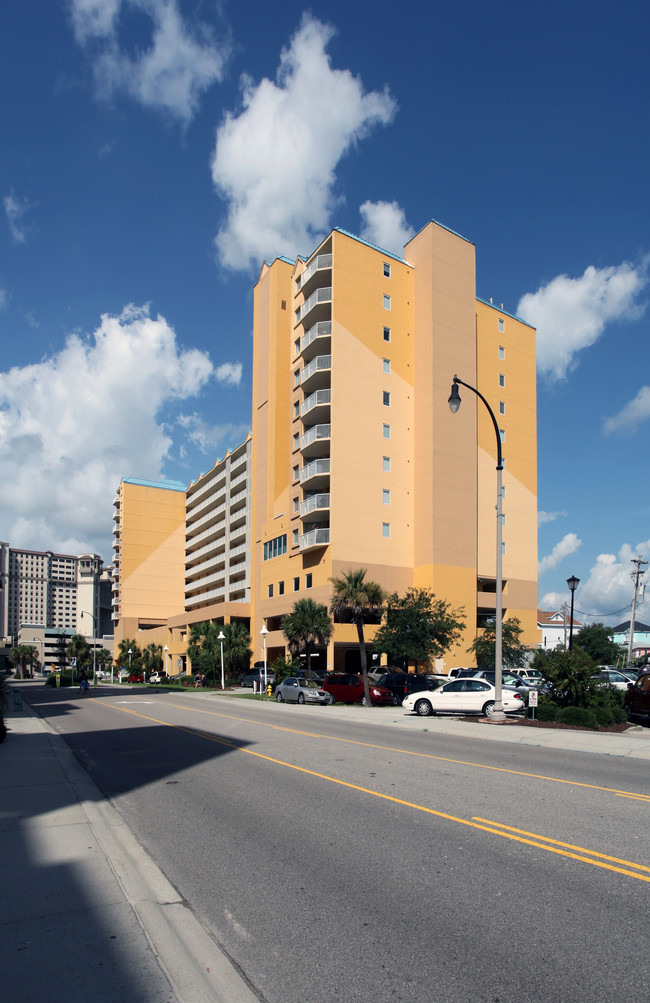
[[375, 671, 438, 707]]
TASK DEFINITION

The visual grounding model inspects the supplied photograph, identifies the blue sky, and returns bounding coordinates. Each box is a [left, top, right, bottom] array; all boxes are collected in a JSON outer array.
[[1, 0, 648, 627]]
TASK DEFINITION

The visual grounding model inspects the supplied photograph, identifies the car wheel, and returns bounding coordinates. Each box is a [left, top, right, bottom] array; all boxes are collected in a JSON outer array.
[[298, 693, 305, 704], [276, 691, 283, 702], [415, 699, 433, 717], [483, 701, 495, 717], [327, 694, 335, 704], [392, 694, 401, 706], [624, 701, 633, 721]]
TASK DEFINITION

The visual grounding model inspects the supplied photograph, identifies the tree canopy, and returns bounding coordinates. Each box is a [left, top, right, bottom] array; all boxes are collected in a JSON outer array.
[[573, 623, 622, 665], [469, 617, 528, 670], [372, 588, 465, 670]]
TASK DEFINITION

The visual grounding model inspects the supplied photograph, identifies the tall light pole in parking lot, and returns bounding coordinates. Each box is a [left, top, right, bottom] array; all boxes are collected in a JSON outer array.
[[260, 624, 268, 691], [449, 375, 506, 724], [566, 576, 579, 650], [218, 630, 225, 690]]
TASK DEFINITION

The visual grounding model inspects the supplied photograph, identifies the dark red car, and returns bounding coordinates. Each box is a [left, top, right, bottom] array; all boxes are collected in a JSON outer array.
[[624, 670, 650, 721], [322, 673, 393, 706], [127, 672, 145, 684]]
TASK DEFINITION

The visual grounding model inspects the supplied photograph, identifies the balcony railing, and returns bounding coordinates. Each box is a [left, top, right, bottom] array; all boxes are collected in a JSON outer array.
[[300, 253, 332, 287], [300, 458, 330, 483], [301, 320, 331, 354], [301, 354, 331, 386], [300, 424, 331, 451], [298, 286, 331, 323], [300, 528, 330, 551], [301, 388, 331, 418], [300, 493, 330, 518]]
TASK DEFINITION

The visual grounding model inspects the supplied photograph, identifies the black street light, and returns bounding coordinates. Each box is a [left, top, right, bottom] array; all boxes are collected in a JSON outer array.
[[449, 374, 506, 724], [566, 575, 580, 650]]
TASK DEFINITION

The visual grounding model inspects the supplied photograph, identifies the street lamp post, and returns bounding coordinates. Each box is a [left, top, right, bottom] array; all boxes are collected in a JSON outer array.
[[80, 610, 97, 683], [260, 625, 268, 692], [218, 630, 225, 690], [128, 648, 132, 672], [163, 644, 170, 683], [449, 374, 506, 724], [566, 576, 580, 650]]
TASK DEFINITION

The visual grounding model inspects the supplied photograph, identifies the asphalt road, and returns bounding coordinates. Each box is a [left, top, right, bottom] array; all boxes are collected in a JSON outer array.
[[26, 686, 650, 1003]]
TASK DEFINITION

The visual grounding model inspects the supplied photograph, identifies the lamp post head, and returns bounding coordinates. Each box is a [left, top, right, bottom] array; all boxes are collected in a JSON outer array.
[[218, 631, 225, 641], [566, 575, 580, 594], [448, 377, 461, 414], [127, 648, 132, 656], [260, 625, 268, 636], [163, 644, 169, 652]]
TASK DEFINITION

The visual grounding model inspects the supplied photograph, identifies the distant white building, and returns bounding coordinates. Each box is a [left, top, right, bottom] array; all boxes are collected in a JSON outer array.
[[538, 609, 582, 649]]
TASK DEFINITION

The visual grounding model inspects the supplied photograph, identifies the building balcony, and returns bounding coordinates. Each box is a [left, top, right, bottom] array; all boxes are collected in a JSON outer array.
[[300, 458, 330, 489], [301, 388, 331, 423], [300, 423, 331, 458], [300, 527, 330, 552], [300, 354, 331, 393], [297, 286, 331, 326], [300, 493, 330, 522], [301, 321, 331, 362], [298, 254, 332, 295]]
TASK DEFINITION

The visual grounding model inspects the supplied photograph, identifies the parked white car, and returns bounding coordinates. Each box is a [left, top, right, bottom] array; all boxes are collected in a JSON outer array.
[[590, 669, 636, 692], [402, 678, 524, 717]]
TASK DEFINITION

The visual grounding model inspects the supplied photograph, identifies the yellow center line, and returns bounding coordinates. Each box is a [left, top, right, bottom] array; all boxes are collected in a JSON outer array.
[[103, 701, 650, 885], [129, 697, 650, 803]]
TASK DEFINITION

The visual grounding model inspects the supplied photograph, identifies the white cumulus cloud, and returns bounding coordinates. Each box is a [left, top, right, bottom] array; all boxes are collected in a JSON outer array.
[[4, 190, 36, 244], [0, 304, 240, 558], [517, 260, 648, 381], [538, 509, 567, 527], [211, 14, 397, 271], [539, 532, 582, 575], [69, 0, 230, 124], [359, 200, 413, 258], [603, 385, 650, 435]]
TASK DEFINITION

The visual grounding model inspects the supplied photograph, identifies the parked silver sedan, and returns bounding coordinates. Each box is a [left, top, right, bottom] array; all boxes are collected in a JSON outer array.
[[275, 677, 332, 705]]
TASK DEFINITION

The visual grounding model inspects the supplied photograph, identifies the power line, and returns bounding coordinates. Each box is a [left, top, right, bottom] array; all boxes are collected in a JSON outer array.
[[574, 603, 632, 619]]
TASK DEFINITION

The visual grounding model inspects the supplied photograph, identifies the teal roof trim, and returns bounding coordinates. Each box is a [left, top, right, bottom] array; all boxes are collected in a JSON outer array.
[[333, 227, 408, 264], [407, 218, 474, 246], [476, 297, 535, 330], [122, 477, 187, 492]]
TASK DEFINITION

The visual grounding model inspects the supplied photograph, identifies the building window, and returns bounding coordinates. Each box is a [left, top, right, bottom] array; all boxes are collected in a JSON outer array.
[[293, 465, 299, 481], [293, 529, 299, 546], [279, 581, 285, 596], [499, 429, 505, 442], [502, 541, 506, 554], [383, 391, 391, 406], [382, 489, 390, 505], [498, 318, 505, 333], [382, 456, 391, 472], [382, 358, 390, 374], [499, 373, 505, 387], [383, 262, 391, 278], [293, 433, 299, 450], [294, 370, 300, 387], [263, 534, 287, 561], [268, 584, 273, 598], [281, 300, 287, 310], [382, 522, 390, 538], [296, 275, 302, 291], [295, 308, 301, 323], [294, 338, 300, 354], [293, 576, 300, 591], [499, 345, 505, 359], [306, 573, 313, 589], [294, 402, 300, 418], [293, 496, 299, 513], [382, 424, 391, 439], [383, 326, 391, 342], [499, 401, 505, 415], [383, 294, 391, 310]]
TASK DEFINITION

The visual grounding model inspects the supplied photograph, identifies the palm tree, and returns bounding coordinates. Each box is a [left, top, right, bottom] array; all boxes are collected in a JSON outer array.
[[222, 621, 252, 678], [330, 568, 386, 706], [117, 638, 141, 669], [282, 599, 333, 674], [187, 621, 222, 684], [142, 642, 163, 675], [9, 644, 39, 679], [68, 634, 91, 672]]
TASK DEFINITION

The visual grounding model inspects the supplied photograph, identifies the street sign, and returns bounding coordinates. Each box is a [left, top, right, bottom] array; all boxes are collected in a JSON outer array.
[[528, 690, 538, 707], [70, 657, 77, 667]]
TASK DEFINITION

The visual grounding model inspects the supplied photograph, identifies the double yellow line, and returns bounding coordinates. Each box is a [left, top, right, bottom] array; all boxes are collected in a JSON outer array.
[[105, 700, 650, 885]]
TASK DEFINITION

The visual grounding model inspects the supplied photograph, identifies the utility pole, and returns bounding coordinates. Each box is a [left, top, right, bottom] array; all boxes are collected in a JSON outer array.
[[627, 555, 648, 669]]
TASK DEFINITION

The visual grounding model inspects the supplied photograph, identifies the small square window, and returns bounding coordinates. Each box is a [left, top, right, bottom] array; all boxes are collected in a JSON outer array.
[[383, 262, 391, 278], [295, 338, 300, 354], [498, 319, 505, 333], [383, 391, 391, 406], [382, 489, 390, 505], [382, 358, 390, 374], [499, 345, 505, 359], [296, 275, 302, 291], [382, 522, 390, 538], [383, 294, 391, 310], [382, 424, 391, 439], [268, 584, 273, 598], [294, 370, 300, 386], [293, 496, 299, 513], [279, 581, 285, 596], [294, 402, 300, 418], [295, 308, 301, 323], [383, 327, 391, 342], [293, 465, 299, 481], [281, 300, 287, 310], [306, 573, 313, 589], [293, 433, 299, 449], [382, 456, 391, 472], [499, 374, 505, 387], [293, 529, 299, 546], [499, 401, 505, 415], [293, 576, 300, 591]]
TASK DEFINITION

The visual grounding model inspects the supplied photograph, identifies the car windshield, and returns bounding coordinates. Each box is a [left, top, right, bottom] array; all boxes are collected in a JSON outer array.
[[302, 680, 319, 689]]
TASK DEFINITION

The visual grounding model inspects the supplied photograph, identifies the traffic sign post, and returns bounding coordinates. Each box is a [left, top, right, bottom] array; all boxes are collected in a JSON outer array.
[[528, 689, 538, 720]]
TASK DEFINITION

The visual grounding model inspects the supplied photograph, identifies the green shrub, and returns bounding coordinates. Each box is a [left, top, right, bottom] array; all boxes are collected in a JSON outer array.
[[610, 704, 627, 724], [534, 699, 558, 722], [557, 706, 599, 729], [593, 706, 615, 727]]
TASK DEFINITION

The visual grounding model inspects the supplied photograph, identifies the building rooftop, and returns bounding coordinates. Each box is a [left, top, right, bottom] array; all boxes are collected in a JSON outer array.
[[122, 477, 187, 492]]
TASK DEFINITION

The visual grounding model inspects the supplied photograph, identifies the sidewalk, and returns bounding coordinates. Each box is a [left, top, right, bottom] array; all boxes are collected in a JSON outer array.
[[0, 693, 260, 1003]]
